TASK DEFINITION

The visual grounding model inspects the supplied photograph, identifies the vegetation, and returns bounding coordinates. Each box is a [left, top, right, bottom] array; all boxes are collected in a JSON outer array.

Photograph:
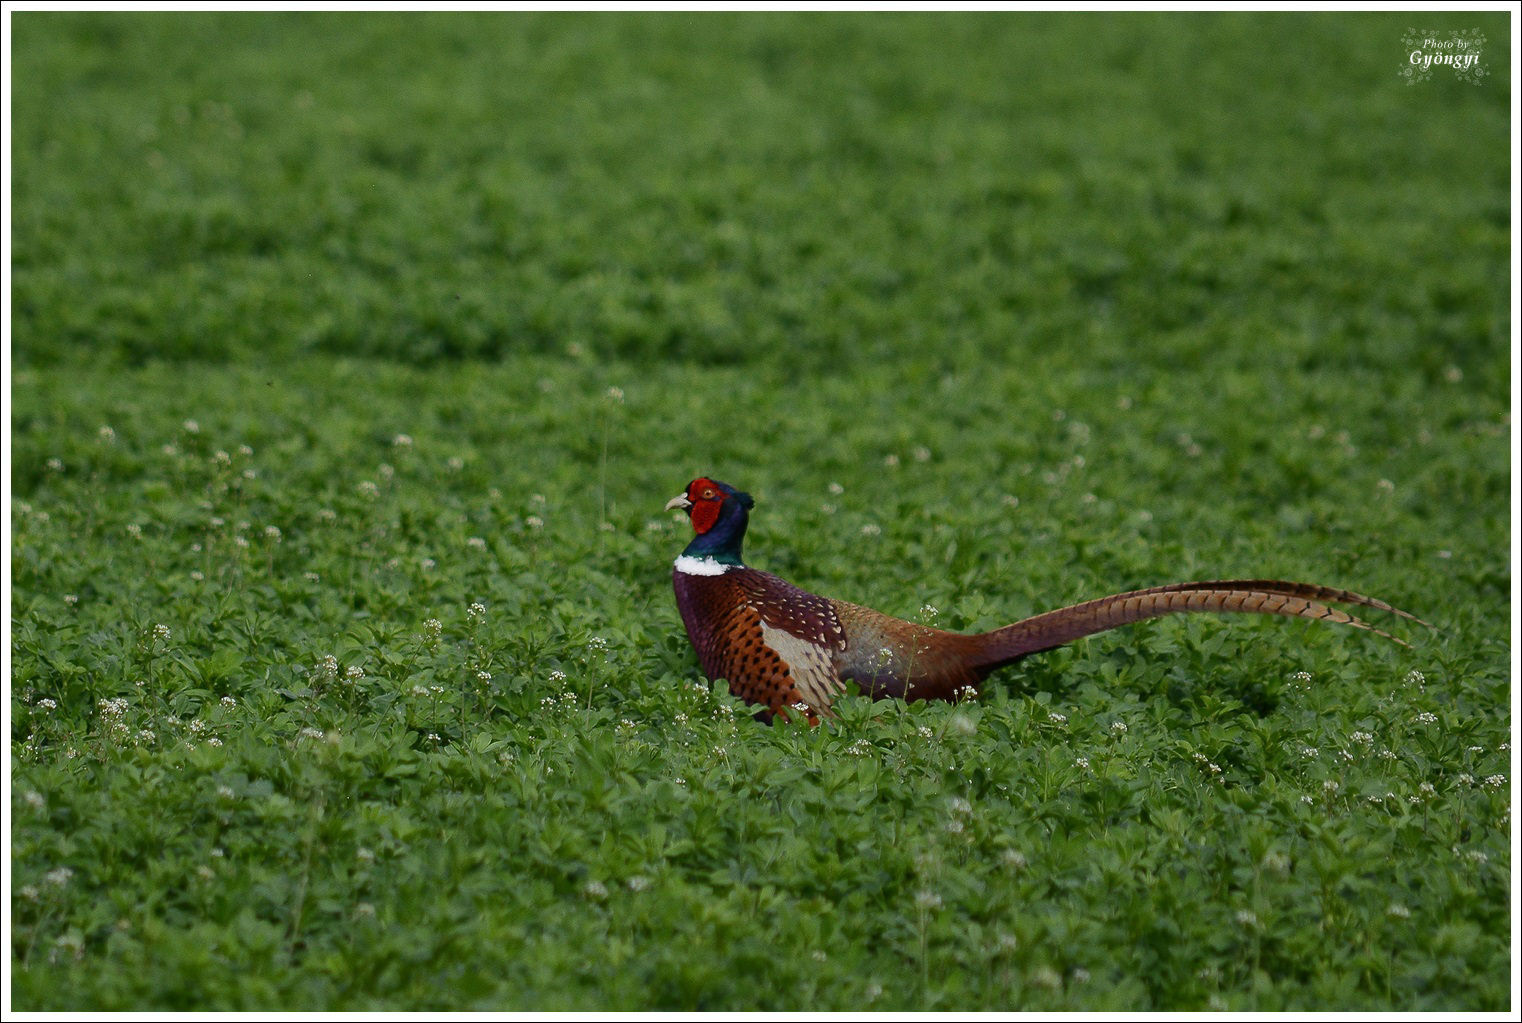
[[10, 11, 1510, 1010]]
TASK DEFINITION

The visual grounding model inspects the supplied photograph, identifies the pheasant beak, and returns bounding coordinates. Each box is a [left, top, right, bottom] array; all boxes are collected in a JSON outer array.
[[664, 494, 692, 512]]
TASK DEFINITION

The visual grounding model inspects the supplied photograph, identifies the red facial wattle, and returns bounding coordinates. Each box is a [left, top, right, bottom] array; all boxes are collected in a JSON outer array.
[[690, 499, 722, 534], [687, 478, 725, 534]]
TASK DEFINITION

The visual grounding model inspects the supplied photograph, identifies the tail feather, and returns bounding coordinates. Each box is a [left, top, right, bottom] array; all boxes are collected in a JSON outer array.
[[975, 579, 1427, 668]]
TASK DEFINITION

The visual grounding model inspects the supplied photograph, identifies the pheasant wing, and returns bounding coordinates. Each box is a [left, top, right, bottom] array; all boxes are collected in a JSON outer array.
[[728, 570, 849, 721]]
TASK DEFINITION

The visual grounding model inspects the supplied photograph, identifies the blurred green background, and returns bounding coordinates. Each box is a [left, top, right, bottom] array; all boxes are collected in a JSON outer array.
[[12, 11, 1509, 380]]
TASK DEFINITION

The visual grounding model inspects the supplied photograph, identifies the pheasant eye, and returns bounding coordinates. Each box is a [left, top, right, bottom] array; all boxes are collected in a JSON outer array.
[[701, 489, 717, 499]]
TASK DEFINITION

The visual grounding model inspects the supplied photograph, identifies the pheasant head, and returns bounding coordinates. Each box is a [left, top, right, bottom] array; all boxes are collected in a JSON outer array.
[[665, 477, 755, 567]]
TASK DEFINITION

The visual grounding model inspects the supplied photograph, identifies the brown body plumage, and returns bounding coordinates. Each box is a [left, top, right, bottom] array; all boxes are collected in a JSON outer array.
[[666, 478, 1426, 723]]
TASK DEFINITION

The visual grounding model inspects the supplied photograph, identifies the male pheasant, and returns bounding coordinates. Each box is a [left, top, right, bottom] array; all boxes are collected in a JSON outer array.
[[665, 477, 1425, 723]]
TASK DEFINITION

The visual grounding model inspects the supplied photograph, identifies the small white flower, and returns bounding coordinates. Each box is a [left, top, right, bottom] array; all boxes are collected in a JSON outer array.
[[860, 523, 881, 536], [182, 419, 200, 433], [98, 425, 116, 442], [582, 880, 608, 900], [345, 665, 365, 681], [358, 480, 379, 497], [525, 515, 544, 529], [35, 697, 57, 711], [605, 386, 624, 403], [828, 481, 844, 495], [1482, 774, 1506, 790], [126, 523, 143, 539], [298, 727, 324, 741], [45, 867, 74, 887], [1387, 903, 1411, 919], [626, 875, 651, 893], [263, 525, 282, 542], [467, 536, 487, 550], [23, 790, 46, 809], [1074, 756, 1090, 771], [1235, 909, 1258, 928], [914, 890, 942, 911], [1413, 711, 1438, 725], [64, 594, 78, 606], [1350, 731, 1374, 746], [447, 455, 465, 470], [220, 695, 237, 708], [548, 669, 567, 684], [1110, 720, 1128, 735], [393, 434, 413, 447], [356, 847, 376, 863], [1029, 966, 1061, 990], [1001, 849, 1028, 870], [1047, 712, 1067, 725]]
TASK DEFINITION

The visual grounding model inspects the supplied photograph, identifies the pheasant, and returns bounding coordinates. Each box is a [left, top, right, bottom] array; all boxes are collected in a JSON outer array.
[[665, 477, 1426, 723]]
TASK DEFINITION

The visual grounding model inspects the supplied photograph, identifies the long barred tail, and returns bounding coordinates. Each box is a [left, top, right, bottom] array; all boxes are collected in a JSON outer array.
[[975, 579, 1430, 668]]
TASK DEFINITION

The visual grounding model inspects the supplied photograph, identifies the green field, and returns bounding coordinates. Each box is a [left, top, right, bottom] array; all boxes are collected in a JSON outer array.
[[9, 11, 1512, 1010]]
